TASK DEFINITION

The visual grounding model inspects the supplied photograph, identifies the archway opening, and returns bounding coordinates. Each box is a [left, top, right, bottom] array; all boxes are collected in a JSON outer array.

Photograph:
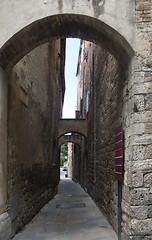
[[1, 14, 133, 72], [0, 12, 134, 239]]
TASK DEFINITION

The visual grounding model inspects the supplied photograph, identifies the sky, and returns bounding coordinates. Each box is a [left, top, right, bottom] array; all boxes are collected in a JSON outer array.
[[62, 38, 80, 119]]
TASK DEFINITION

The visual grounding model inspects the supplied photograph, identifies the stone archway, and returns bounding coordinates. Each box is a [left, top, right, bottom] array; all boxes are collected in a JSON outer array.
[[0, 0, 135, 70], [58, 119, 87, 139], [0, 14, 134, 71], [58, 134, 82, 148], [0, 9, 134, 238], [0, 2, 149, 239]]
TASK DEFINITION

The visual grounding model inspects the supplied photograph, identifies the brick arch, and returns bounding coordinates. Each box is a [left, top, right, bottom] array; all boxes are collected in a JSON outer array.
[[58, 134, 82, 148], [0, 14, 134, 71]]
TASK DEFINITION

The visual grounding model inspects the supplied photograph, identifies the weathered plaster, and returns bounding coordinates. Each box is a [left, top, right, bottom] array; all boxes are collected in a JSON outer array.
[[0, 0, 135, 70], [0, 0, 135, 50]]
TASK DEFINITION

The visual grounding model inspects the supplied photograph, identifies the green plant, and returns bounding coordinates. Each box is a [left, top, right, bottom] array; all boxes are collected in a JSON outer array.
[[60, 144, 68, 166]]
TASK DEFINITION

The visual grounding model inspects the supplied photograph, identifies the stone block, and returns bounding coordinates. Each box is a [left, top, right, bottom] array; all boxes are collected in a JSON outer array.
[[133, 123, 145, 135], [134, 72, 145, 83], [145, 94, 152, 111], [144, 173, 152, 188], [132, 172, 143, 188], [122, 201, 148, 220], [125, 125, 134, 139], [129, 236, 152, 240], [133, 56, 142, 72], [131, 206, 148, 220], [131, 134, 152, 146], [132, 145, 145, 161], [130, 188, 152, 206], [132, 160, 152, 173], [122, 200, 133, 216], [124, 146, 133, 161], [131, 219, 152, 235], [133, 95, 145, 112], [124, 171, 132, 187], [148, 205, 152, 218], [145, 122, 152, 134], [145, 72, 152, 82], [145, 145, 152, 159], [133, 111, 152, 124], [122, 186, 131, 203]]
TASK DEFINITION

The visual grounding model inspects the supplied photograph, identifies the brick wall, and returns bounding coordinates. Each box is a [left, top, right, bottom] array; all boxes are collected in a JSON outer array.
[[74, 3, 152, 236], [88, 45, 125, 233], [7, 40, 65, 236], [74, 41, 125, 233]]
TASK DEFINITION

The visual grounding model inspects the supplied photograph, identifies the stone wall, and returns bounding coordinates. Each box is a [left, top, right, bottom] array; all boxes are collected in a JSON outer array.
[[120, 0, 152, 239], [87, 46, 124, 233], [74, 7, 152, 237], [74, 41, 125, 233], [7, 40, 65, 236], [73, 144, 81, 183]]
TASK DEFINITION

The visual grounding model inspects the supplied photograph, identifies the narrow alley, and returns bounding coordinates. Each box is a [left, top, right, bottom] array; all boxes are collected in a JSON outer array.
[[0, 2, 151, 239], [13, 178, 117, 240]]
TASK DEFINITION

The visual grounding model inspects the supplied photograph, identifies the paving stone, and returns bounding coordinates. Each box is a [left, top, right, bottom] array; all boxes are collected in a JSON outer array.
[[13, 179, 118, 240]]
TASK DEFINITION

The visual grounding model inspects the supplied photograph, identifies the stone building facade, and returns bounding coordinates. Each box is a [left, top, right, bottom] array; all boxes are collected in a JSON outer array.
[[6, 39, 65, 237], [74, 38, 152, 239]]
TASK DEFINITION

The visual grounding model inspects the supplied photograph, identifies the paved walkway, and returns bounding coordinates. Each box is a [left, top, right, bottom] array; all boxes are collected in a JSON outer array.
[[13, 179, 118, 240]]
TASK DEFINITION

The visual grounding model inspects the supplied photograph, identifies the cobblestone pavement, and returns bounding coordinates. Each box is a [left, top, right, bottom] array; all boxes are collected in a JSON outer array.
[[13, 179, 118, 240]]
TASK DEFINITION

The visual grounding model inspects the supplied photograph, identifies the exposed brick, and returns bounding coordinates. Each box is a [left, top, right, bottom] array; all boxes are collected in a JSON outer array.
[[74, 40, 125, 233], [7, 41, 65, 235]]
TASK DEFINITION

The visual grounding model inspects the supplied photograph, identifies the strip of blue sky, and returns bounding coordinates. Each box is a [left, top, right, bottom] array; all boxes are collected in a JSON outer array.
[[62, 38, 80, 118]]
